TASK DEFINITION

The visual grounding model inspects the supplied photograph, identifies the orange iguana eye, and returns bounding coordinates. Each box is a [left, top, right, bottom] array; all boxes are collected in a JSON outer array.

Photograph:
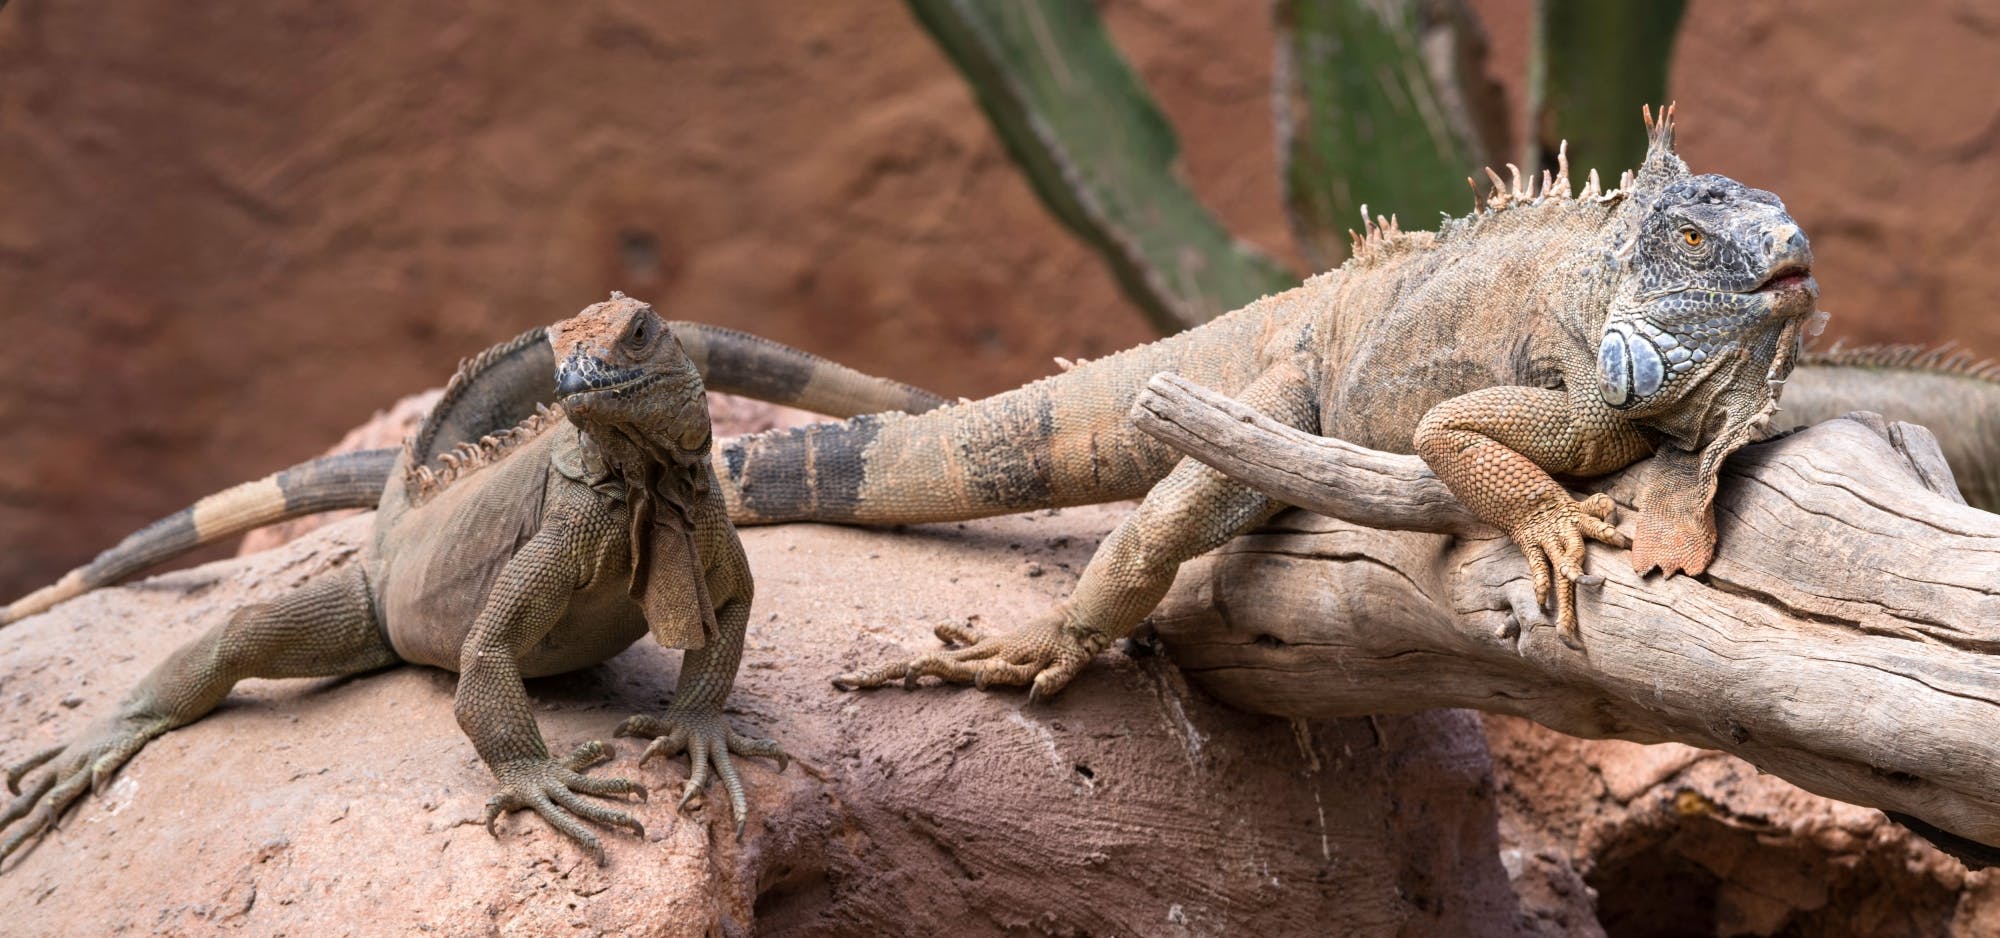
[[1681, 228, 1703, 246]]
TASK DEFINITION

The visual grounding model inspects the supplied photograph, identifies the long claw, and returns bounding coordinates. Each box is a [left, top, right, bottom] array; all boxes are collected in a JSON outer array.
[[548, 786, 644, 836], [5, 746, 61, 797], [640, 728, 689, 767], [679, 736, 713, 812], [485, 746, 648, 863], [1503, 491, 1633, 650], [621, 705, 784, 836], [838, 613, 1093, 698]]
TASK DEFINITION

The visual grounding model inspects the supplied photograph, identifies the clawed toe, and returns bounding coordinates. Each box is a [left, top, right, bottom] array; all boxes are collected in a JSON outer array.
[[620, 707, 783, 838], [837, 615, 1091, 696], [485, 749, 646, 865]]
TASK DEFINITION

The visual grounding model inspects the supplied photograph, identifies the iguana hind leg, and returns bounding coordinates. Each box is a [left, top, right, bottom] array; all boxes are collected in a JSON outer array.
[[835, 360, 1318, 698], [1, 567, 391, 867]]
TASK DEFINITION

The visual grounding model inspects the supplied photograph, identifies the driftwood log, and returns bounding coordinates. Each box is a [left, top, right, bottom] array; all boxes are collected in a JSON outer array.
[[1134, 373, 2000, 856]]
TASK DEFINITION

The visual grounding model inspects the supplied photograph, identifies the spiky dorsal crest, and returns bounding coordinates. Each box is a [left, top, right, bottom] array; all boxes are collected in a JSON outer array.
[[1804, 342, 2000, 383], [404, 402, 565, 505], [406, 325, 551, 462], [1633, 102, 1688, 195], [1349, 109, 1686, 270], [400, 323, 563, 506]]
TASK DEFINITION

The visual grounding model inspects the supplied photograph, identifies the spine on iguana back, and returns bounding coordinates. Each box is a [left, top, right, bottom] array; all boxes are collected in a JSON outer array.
[[0, 448, 398, 627], [715, 303, 1288, 526]]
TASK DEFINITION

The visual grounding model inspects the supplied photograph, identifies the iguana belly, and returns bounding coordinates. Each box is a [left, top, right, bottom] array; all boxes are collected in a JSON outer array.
[[370, 435, 650, 677]]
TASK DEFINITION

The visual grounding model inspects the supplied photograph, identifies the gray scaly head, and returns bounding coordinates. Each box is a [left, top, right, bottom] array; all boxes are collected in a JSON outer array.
[[549, 293, 721, 647]]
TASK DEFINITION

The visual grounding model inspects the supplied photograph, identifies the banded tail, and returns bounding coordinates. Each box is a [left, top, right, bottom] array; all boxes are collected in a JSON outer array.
[[0, 449, 398, 627], [1, 318, 948, 628], [715, 302, 1289, 526], [672, 321, 947, 418]]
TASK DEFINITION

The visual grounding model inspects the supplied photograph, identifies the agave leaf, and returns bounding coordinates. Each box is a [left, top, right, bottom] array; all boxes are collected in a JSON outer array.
[[906, 0, 1295, 332]]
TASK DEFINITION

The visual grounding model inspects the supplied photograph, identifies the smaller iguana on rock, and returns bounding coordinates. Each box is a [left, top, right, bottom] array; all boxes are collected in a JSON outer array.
[[0, 314, 944, 629], [0, 295, 839, 867]]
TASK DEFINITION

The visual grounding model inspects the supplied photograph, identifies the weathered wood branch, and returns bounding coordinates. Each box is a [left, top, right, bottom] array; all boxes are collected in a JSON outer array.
[[1136, 373, 2000, 852]]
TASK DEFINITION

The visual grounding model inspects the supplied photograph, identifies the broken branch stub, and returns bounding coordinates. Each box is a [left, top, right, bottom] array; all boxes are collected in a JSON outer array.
[[1134, 372, 2000, 855]]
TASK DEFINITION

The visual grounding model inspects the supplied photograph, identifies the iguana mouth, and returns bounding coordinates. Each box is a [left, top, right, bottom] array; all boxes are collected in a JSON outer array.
[[556, 368, 661, 403], [1754, 266, 1813, 295]]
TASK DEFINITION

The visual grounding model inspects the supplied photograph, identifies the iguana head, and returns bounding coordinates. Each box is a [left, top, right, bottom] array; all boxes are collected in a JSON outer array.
[[549, 292, 713, 475], [1596, 107, 1823, 453]]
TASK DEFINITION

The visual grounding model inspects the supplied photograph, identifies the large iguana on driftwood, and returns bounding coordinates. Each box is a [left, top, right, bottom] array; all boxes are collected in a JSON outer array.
[[702, 106, 1826, 690], [0, 295, 944, 869]]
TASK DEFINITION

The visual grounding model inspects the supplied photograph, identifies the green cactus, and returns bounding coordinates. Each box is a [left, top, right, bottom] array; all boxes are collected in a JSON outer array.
[[913, 0, 1681, 332], [904, 0, 1297, 333], [1527, 0, 1688, 179], [1276, 0, 1508, 269]]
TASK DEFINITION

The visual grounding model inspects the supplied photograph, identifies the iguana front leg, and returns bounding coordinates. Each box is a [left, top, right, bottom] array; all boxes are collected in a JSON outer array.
[[1414, 386, 1653, 646], [836, 360, 1319, 698], [456, 517, 646, 865], [615, 511, 785, 838]]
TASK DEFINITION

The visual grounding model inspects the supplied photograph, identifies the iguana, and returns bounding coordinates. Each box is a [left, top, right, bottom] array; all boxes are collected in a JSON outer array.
[[0, 312, 944, 628], [0, 295, 942, 868], [706, 106, 1827, 692]]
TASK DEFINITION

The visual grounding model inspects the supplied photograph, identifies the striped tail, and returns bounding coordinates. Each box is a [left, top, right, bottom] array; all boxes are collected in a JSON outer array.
[[671, 322, 948, 417], [0, 449, 398, 628], [713, 301, 1289, 527]]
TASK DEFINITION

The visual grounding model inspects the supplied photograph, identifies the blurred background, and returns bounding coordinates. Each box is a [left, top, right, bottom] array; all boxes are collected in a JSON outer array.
[[0, 0, 1994, 597]]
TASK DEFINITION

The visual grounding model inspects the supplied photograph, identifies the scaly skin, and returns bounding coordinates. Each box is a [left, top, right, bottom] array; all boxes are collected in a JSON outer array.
[[718, 106, 1825, 693], [1, 296, 786, 869]]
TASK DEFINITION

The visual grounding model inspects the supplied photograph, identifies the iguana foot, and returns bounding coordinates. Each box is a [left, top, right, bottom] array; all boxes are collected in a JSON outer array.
[[616, 709, 786, 839], [1, 716, 166, 868], [831, 614, 1101, 700], [483, 740, 646, 865], [1630, 508, 1716, 578], [1507, 492, 1631, 649]]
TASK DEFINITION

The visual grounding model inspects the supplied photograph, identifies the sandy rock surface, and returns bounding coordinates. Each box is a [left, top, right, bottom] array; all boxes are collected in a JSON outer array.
[[4, 504, 1559, 936]]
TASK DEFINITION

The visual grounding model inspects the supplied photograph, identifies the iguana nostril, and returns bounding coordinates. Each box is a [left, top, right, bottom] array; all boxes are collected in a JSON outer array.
[[1763, 223, 1809, 269]]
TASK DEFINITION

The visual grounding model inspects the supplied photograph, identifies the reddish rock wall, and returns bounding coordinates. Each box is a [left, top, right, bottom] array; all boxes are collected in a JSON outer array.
[[1, 0, 1993, 597]]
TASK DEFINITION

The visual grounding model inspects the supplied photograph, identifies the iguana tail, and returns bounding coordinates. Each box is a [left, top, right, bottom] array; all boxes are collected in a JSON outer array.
[[1788, 346, 2000, 511], [0, 322, 947, 628], [0, 449, 398, 627], [672, 321, 948, 418], [715, 302, 1288, 526]]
